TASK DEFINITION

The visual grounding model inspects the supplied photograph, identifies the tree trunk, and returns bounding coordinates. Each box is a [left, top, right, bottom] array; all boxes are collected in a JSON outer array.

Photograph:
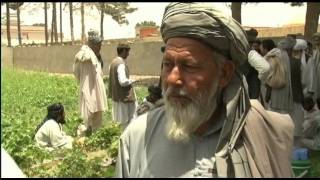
[[69, 2, 74, 45], [60, 2, 63, 44], [51, 3, 54, 44], [81, 3, 85, 44], [53, 3, 58, 43], [231, 2, 242, 24], [17, 5, 22, 46], [44, 2, 48, 46], [100, 3, 104, 40], [304, 2, 320, 41], [6, 3, 11, 47]]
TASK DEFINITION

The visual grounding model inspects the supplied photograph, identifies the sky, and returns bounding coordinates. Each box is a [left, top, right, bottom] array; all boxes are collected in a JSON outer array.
[[1, 2, 317, 40]]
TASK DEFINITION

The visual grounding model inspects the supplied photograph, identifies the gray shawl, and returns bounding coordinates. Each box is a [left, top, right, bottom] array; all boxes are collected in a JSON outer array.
[[266, 47, 294, 111]]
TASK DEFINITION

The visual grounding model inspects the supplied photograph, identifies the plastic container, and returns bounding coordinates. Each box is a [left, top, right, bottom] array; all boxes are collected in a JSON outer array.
[[291, 160, 312, 178], [292, 148, 309, 161]]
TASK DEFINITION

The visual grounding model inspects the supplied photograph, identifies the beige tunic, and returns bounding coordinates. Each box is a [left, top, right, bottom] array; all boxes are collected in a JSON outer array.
[[35, 119, 73, 149], [73, 45, 108, 129]]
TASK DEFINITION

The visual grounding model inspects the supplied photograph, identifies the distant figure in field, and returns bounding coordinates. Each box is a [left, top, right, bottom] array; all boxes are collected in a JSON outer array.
[[73, 29, 108, 135], [34, 103, 73, 150], [136, 85, 163, 116]]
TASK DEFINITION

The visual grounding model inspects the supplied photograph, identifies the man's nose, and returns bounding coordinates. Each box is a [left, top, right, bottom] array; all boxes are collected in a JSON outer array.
[[167, 65, 183, 87]]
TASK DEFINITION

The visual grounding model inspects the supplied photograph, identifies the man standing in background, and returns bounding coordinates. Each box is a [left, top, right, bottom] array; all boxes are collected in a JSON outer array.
[[109, 43, 137, 129], [73, 29, 108, 135]]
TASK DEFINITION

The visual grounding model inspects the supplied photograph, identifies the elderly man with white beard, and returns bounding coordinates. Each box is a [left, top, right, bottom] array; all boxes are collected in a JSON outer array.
[[115, 3, 295, 178]]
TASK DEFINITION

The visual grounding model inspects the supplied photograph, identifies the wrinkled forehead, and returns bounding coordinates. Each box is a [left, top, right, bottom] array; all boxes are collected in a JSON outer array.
[[165, 37, 216, 58]]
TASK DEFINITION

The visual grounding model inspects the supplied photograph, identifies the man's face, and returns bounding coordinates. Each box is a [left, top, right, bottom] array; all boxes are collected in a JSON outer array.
[[259, 44, 268, 56], [292, 49, 302, 59], [161, 37, 226, 142], [146, 94, 158, 104], [58, 111, 66, 124], [121, 49, 130, 59], [252, 42, 261, 53]]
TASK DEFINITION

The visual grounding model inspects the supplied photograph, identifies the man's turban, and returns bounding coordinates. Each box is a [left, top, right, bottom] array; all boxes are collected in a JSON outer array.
[[277, 37, 296, 50], [293, 39, 307, 51], [160, 3, 250, 66], [88, 29, 102, 45]]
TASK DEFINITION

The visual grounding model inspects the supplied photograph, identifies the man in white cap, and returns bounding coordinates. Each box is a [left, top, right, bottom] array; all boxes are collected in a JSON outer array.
[[115, 3, 294, 178], [73, 29, 108, 135]]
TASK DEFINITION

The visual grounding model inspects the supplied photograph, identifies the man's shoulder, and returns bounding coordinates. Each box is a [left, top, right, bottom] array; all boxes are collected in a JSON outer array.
[[247, 100, 294, 132], [110, 57, 124, 67], [43, 119, 60, 128]]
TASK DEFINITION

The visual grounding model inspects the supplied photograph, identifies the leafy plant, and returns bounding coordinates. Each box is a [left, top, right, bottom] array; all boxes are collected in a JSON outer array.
[[1, 68, 148, 177]]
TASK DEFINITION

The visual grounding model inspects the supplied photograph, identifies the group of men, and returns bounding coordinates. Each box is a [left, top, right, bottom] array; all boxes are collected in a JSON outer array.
[[48, 2, 319, 178], [242, 27, 320, 149], [73, 30, 139, 133]]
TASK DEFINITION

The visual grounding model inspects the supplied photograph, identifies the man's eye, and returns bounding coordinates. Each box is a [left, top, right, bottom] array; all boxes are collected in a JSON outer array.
[[163, 61, 173, 68], [182, 64, 199, 72]]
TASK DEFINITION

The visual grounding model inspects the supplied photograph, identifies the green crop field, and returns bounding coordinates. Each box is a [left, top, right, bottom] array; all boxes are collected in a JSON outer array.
[[1, 68, 148, 177], [1, 68, 319, 177]]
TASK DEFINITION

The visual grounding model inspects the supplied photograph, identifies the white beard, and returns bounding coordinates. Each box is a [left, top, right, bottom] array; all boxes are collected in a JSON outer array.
[[164, 80, 220, 143]]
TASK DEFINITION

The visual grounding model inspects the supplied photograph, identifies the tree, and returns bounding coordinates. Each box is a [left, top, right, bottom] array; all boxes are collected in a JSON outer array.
[[303, 3, 320, 41], [230, 2, 320, 40], [100, 3, 104, 40], [9, 3, 24, 46], [286, 2, 320, 40], [231, 2, 242, 24], [44, 2, 48, 46], [17, 5, 21, 45], [50, 2, 58, 44], [81, 3, 85, 44], [53, 3, 58, 43], [50, 3, 54, 44], [6, 3, 11, 47], [60, 2, 63, 44], [105, 3, 137, 25], [69, 2, 74, 45], [95, 3, 137, 39]]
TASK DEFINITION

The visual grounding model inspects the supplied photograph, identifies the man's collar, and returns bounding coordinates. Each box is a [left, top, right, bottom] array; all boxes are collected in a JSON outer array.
[[117, 56, 127, 63]]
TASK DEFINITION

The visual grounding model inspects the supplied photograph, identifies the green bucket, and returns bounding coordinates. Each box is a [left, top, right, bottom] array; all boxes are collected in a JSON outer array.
[[291, 160, 312, 178]]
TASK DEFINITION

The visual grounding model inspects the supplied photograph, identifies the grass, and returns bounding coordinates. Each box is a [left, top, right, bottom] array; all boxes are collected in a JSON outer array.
[[309, 150, 320, 177], [1, 68, 148, 177]]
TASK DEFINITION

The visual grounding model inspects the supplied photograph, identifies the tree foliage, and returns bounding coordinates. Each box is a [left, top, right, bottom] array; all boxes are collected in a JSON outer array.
[[8, 2, 24, 10], [95, 3, 137, 25]]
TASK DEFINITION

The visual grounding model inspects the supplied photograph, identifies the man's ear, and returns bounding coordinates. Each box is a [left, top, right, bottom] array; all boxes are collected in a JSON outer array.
[[218, 61, 235, 89]]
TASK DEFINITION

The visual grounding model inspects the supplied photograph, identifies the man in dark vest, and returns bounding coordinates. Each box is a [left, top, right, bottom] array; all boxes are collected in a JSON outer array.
[[108, 43, 137, 129], [241, 28, 270, 100]]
